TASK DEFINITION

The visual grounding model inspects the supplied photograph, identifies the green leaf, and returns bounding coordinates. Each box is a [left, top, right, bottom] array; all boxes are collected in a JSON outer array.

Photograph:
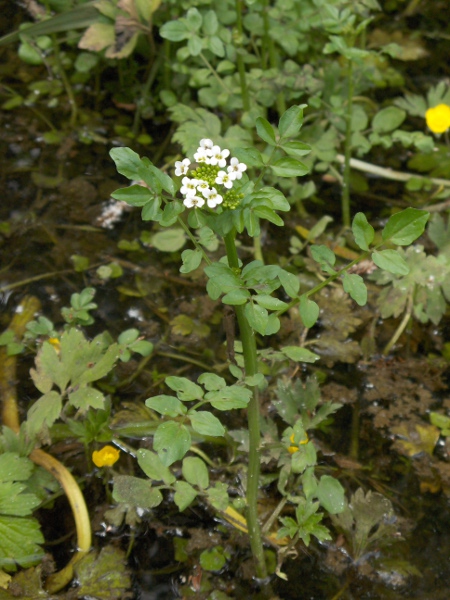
[[222, 288, 251, 305], [69, 385, 105, 411], [166, 376, 204, 401], [203, 10, 218, 35], [185, 7, 203, 29], [278, 105, 305, 139], [232, 147, 264, 167], [316, 475, 345, 514], [110, 184, 152, 206], [141, 197, 162, 221], [254, 295, 288, 310], [179, 248, 203, 273], [151, 228, 186, 252], [372, 107, 406, 134], [291, 442, 317, 474], [310, 245, 336, 273], [26, 390, 62, 436], [154, 422, 191, 466], [299, 296, 319, 328], [200, 546, 229, 571], [109, 147, 143, 180], [159, 20, 189, 42], [245, 302, 269, 335], [205, 385, 252, 410], [372, 250, 409, 275], [278, 269, 300, 298], [77, 342, 120, 385], [253, 205, 284, 226], [206, 482, 229, 511], [113, 475, 163, 509], [159, 201, 186, 227], [197, 373, 226, 391], [430, 411, 450, 432], [352, 212, 374, 250], [282, 346, 320, 363], [0, 482, 40, 517], [182, 456, 209, 488], [187, 34, 203, 56], [280, 140, 311, 158], [189, 410, 225, 437], [255, 117, 276, 145], [382, 208, 430, 245], [0, 515, 44, 570], [255, 187, 290, 211], [243, 209, 260, 237], [0, 454, 34, 483], [74, 546, 132, 600], [271, 157, 309, 177], [117, 329, 139, 345], [174, 480, 197, 511], [145, 395, 187, 417], [137, 449, 175, 485], [342, 272, 367, 306]]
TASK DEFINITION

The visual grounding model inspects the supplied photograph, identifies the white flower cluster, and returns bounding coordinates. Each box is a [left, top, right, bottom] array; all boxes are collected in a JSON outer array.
[[174, 139, 247, 209]]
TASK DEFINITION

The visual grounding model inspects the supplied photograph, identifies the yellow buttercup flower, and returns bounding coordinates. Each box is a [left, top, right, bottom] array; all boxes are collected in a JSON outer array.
[[92, 445, 120, 467], [425, 104, 450, 134], [287, 432, 309, 454]]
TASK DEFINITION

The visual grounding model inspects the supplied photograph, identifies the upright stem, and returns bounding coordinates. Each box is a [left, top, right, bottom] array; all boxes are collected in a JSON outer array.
[[341, 57, 354, 229], [51, 34, 78, 127], [262, 0, 285, 117], [235, 0, 250, 112], [224, 230, 267, 579]]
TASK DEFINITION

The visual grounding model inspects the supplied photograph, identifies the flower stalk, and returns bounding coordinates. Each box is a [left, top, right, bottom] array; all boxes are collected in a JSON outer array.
[[224, 229, 268, 579]]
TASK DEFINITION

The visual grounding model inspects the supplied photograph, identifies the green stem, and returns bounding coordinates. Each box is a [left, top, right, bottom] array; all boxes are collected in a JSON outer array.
[[199, 52, 231, 94], [382, 289, 414, 355], [132, 55, 162, 136], [341, 57, 354, 228], [235, 0, 250, 112], [223, 230, 267, 579], [163, 39, 172, 89], [51, 34, 78, 127], [262, 0, 285, 116]]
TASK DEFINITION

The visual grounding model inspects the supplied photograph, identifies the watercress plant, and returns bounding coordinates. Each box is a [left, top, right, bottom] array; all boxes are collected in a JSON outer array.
[[109, 104, 430, 578]]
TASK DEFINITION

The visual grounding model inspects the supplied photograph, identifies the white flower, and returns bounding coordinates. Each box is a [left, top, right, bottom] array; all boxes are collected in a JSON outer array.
[[183, 195, 205, 208], [227, 157, 247, 179], [209, 145, 230, 168], [194, 147, 210, 163], [199, 138, 214, 150], [203, 187, 223, 208], [180, 177, 199, 197], [196, 180, 210, 196], [174, 158, 191, 177], [215, 170, 234, 189]]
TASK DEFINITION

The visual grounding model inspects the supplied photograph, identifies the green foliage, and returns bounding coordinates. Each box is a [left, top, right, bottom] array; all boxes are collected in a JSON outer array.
[[61, 287, 98, 326], [73, 546, 132, 600], [2, 0, 447, 586], [0, 453, 44, 571], [331, 488, 399, 561], [0, 330, 24, 356]]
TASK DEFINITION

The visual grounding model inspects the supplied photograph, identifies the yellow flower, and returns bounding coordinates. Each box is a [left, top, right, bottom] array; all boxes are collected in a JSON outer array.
[[47, 338, 61, 354], [92, 445, 120, 467], [425, 104, 450, 134], [287, 432, 309, 454]]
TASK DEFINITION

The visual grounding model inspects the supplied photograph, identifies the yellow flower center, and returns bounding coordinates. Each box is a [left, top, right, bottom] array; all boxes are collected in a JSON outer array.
[[425, 104, 450, 134], [92, 445, 120, 467]]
